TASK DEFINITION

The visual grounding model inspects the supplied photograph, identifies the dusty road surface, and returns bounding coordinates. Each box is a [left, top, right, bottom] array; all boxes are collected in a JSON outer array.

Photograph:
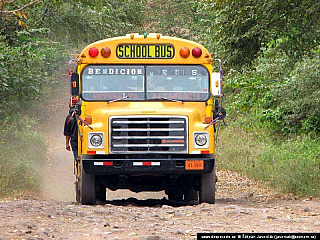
[[1, 174, 319, 240], [0, 76, 319, 240]]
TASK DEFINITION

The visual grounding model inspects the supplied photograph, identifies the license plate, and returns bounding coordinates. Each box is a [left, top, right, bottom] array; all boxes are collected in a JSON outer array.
[[185, 160, 204, 170]]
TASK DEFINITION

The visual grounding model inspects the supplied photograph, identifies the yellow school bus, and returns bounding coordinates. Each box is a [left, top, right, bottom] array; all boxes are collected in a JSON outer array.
[[69, 33, 224, 204]]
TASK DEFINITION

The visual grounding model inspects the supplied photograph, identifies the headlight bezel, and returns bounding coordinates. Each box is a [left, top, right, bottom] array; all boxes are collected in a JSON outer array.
[[88, 132, 104, 149], [193, 132, 209, 148]]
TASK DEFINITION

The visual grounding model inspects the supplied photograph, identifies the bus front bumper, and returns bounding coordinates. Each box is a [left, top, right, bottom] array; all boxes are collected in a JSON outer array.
[[82, 154, 215, 175]]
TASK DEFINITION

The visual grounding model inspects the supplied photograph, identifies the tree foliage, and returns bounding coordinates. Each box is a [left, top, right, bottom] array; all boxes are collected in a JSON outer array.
[[34, 0, 145, 47], [202, 0, 320, 69], [0, 0, 145, 120], [198, 0, 320, 134]]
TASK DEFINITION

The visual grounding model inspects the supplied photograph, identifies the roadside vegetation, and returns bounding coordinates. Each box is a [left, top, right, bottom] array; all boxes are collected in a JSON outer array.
[[0, 0, 319, 197], [0, 117, 45, 196], [0, 0, 144, 197], [200, 0, 320, 196]]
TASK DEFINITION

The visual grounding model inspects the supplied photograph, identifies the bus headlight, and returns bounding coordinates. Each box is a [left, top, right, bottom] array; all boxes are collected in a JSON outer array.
[[88, 133, 104, 148], [90, 135, 102, 147], [193, 132, 209, 148]]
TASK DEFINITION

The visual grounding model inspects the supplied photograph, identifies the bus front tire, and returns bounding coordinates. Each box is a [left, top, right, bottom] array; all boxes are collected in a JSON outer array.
[[199, 169, 216, 204], [80, 164, 96, 205]]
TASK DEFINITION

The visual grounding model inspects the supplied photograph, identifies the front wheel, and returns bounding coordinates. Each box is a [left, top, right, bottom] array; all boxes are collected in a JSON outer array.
[[80, 163, 96, 205], [199, 168, 216, 204]]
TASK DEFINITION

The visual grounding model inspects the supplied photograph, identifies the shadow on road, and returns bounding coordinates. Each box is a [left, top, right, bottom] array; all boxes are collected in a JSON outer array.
[[98, 197, 240, 207], [101, 197, 197, 207]]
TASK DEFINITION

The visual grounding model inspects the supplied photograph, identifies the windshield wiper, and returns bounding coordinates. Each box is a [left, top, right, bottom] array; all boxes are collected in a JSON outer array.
[[149, 97, 183, 103], [108, 95, 183, 103], [108, 94, 128, 103]]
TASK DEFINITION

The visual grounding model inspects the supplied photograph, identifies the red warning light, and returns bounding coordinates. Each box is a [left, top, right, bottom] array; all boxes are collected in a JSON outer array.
[[89, 47, 99, 57], [192, 47, 202, 58]]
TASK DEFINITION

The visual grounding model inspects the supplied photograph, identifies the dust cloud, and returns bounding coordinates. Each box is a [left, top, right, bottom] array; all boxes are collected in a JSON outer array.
[[40, 77, 75, 201]]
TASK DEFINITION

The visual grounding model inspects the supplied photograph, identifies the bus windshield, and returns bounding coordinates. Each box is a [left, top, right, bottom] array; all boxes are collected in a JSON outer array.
[[81, 65, 209, 101], [82, 65, 145, 101], [146, 65, 209, 101]]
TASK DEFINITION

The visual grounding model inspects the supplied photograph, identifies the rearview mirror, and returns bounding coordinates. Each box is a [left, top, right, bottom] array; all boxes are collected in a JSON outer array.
[[211, 72, 221, 96], [71, 72, 79, 96]]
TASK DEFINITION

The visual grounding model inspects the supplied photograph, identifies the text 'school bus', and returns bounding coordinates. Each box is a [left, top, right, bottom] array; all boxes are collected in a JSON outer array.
[[68, 33, 225, 205]]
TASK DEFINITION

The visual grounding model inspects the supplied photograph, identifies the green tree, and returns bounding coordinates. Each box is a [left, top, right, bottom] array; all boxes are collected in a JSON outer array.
[[202, 0, 320, 70]]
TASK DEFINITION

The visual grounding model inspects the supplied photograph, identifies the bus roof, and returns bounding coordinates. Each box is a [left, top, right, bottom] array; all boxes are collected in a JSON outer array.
[[78, 33, 213, 65]]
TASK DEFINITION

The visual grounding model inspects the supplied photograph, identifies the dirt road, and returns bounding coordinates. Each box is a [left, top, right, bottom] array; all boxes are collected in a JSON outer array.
[[1, 174, 319, 239], [0, 75, 319, 239]]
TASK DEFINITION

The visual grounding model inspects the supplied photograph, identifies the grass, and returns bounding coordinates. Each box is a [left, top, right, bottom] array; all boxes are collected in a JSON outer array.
[[215, 120, 320, 197], [0, 116, 46, 197]]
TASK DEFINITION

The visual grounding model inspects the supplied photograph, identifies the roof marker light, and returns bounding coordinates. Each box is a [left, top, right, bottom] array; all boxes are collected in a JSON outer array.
[[192, 47, 202, 58], [89, 47, 99, 57], [180, 47, 190, 58], [130, 34, 134, 39], [156, 34, 161, 39], [143, 33, 148, 38], [101, 47, 111, 58]]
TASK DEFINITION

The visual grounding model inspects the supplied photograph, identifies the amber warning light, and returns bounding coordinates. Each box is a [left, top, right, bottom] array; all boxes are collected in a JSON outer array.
[[101, 47, 111, 58], [180, 47, 190, 58]]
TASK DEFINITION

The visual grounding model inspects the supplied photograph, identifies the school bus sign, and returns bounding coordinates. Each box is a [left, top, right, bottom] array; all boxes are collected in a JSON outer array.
[[116, 44, 174, 59]]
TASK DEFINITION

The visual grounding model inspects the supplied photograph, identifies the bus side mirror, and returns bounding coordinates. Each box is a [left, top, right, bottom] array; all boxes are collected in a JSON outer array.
[[71, 72, 79, 96], [211, 72, 221, 97]]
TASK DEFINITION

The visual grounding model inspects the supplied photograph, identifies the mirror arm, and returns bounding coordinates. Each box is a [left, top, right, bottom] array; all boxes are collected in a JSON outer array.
[[212, 59, 223, 97]]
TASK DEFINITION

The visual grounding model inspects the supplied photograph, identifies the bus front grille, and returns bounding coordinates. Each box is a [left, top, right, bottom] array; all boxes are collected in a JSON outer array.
[[110, 116, 188, 153]]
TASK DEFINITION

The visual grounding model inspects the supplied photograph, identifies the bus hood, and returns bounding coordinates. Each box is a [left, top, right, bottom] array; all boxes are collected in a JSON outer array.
[[88, 102, 205, 124]]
